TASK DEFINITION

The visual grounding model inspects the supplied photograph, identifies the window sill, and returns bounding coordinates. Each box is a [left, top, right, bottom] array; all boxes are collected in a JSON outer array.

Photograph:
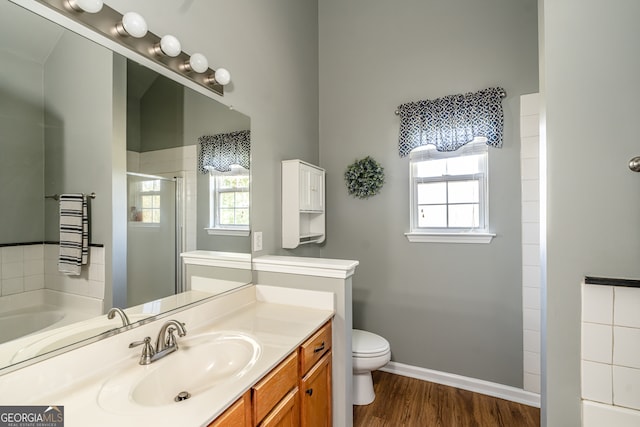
[[205, 228, 250, 237], [405, 232, 495, 244]]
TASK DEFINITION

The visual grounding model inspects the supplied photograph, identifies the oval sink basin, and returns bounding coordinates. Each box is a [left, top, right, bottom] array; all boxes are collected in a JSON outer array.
[[98, 331, 261, 411]]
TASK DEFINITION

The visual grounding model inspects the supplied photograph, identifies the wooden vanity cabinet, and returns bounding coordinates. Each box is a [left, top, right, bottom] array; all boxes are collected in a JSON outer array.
[[207, 320, 333, 427]]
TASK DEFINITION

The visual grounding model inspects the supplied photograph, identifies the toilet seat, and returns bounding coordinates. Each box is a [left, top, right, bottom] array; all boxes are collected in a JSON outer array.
[[352, 329, 390, 358]]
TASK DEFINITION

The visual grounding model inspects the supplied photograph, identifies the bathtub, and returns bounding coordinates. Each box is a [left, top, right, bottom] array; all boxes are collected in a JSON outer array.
[[0, 306, 65, 344]]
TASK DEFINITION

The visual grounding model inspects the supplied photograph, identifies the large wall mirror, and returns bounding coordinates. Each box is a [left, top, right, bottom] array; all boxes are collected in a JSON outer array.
[[0, 0, 251, 373]]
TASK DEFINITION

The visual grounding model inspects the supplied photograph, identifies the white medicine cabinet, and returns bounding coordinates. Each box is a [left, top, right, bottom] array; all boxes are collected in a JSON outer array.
[[282, 159, 326, 248]]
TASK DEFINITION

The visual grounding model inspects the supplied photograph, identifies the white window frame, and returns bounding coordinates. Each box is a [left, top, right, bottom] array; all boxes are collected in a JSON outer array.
[[206, 167, 250, 237], [405, 139, 495, 244]]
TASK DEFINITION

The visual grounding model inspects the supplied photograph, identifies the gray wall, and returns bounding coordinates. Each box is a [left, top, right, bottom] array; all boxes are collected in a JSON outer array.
[[318, 0, 538, 387], [139, 77, 184, 152], [126, 93, 141, 153], [107, 0, 320, 257], [43, 31, 114, 246], [43, 29, 123, 310], [0, 51, 44, 244], [127, 72, 184, 153], [540, 0, 640, 425]]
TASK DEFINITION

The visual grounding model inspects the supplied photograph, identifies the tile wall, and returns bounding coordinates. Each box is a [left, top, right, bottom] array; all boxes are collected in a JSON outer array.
[[44, 244, 105, 302], [582, 284, 640, 415], [520, 93, 541, 394], [0, 244, 45, 296], [0, 243, 104, 315]]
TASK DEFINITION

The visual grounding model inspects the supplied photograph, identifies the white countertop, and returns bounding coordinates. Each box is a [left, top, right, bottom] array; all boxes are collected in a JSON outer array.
[[0, 285, 334, 427]]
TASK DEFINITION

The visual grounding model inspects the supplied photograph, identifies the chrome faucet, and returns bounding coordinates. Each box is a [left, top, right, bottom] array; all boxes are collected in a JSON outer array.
[[129, 320, 187, 365], [107, 307, 131, 327]]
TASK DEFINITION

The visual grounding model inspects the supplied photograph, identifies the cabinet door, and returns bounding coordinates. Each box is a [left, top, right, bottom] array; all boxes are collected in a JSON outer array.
[[299, 166, 313, 211], [259, 388, 299, 427], [308, 168, 324, 212], [253, 352, 298, 424], [299, 164, 324, 212], [208, 391, 251, 427], [300, 352, 332, 427]]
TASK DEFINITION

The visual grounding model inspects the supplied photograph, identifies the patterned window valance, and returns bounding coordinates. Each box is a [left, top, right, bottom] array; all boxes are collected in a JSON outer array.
[[397, 87, 506, 157], [198, 130, 250, 173]]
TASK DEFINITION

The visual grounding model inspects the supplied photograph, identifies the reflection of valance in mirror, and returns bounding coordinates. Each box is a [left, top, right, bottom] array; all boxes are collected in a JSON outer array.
[[198, 130, 251, 173], [396, 87, 506, 156]]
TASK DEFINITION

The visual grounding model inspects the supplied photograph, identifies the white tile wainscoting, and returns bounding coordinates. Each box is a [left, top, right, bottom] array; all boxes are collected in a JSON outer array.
[[0, 244, 45, 296], [581, 280, 640, 425], [520, 93, 541, 394], [0, 243, 105, 314]]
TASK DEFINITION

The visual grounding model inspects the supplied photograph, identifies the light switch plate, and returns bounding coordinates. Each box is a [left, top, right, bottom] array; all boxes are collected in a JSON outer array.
[[253, 231, 263, 251]]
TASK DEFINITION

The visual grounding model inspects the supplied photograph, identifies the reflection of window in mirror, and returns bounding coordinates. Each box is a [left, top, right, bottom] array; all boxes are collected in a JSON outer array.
[[129, 179, 161, 224], [207, 165, 250, 235]]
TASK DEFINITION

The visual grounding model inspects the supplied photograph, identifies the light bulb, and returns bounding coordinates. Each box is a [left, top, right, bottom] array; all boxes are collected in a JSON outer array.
[[185, 53, 208, 73], [151, 35, 182, 57], [214, 68, 231, 86], [67, 0, 103, 13], [160, 35, 181, 57], [206, 68, 231, 86], [117, 12, 148, 38]]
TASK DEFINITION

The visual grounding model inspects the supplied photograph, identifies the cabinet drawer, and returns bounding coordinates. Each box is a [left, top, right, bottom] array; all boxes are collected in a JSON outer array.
[[299, 321, 332, 376], [253, 352, 298, 424]]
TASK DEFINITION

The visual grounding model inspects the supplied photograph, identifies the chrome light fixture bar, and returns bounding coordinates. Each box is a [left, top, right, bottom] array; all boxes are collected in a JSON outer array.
[[35, 0, 228, 96]]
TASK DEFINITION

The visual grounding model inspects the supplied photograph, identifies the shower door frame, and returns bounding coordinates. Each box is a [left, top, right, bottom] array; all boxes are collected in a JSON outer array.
[[126, 172, 185, 303]]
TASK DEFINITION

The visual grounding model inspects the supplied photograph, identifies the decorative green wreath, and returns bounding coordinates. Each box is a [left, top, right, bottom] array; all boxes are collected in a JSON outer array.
[[344, 156, 385, 199]]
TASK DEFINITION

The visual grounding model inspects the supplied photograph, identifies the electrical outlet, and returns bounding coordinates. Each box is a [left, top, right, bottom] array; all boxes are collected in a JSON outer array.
[[253, 231, 263, 251]]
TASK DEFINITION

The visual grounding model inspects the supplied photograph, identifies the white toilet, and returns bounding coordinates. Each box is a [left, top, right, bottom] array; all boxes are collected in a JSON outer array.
[[352, 329, 391, 405]]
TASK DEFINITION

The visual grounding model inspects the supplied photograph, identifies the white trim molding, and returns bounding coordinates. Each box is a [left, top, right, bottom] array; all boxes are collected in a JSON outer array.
[[180, 250, 251, 270], [252, 255, 359, 279], [405, 232, 495, 244], [205, 228, 250, 237], [380, 361, 540, 408]]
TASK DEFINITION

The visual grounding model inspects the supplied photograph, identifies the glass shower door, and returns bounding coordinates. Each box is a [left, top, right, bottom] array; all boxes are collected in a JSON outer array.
[[126, 173, 177, 307]]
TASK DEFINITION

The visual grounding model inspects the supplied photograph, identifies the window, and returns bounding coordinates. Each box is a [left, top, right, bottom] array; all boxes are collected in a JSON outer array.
[[407, 139, 494, 243], [208, 167, 249, 236], [129, 179, 161, 225]]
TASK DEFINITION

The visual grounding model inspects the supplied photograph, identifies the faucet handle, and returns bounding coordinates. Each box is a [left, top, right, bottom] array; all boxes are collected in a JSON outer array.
[[129, 337, 155, 365], [165, 327, 179, 350]]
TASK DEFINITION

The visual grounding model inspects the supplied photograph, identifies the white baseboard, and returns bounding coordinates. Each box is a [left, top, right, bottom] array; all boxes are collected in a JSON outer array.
[[379, 361, 541, 408]]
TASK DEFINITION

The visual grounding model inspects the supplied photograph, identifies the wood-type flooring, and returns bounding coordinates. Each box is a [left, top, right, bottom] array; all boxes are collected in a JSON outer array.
[[354, 371, 540, 427]]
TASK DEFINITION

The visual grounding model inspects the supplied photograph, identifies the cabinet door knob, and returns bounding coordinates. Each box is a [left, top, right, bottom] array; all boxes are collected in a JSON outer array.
[[306, 388, 313, 396]]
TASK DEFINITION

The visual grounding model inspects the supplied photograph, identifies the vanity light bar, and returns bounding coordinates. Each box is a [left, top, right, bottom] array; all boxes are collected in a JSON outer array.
[[35, 0, 227, 96]]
